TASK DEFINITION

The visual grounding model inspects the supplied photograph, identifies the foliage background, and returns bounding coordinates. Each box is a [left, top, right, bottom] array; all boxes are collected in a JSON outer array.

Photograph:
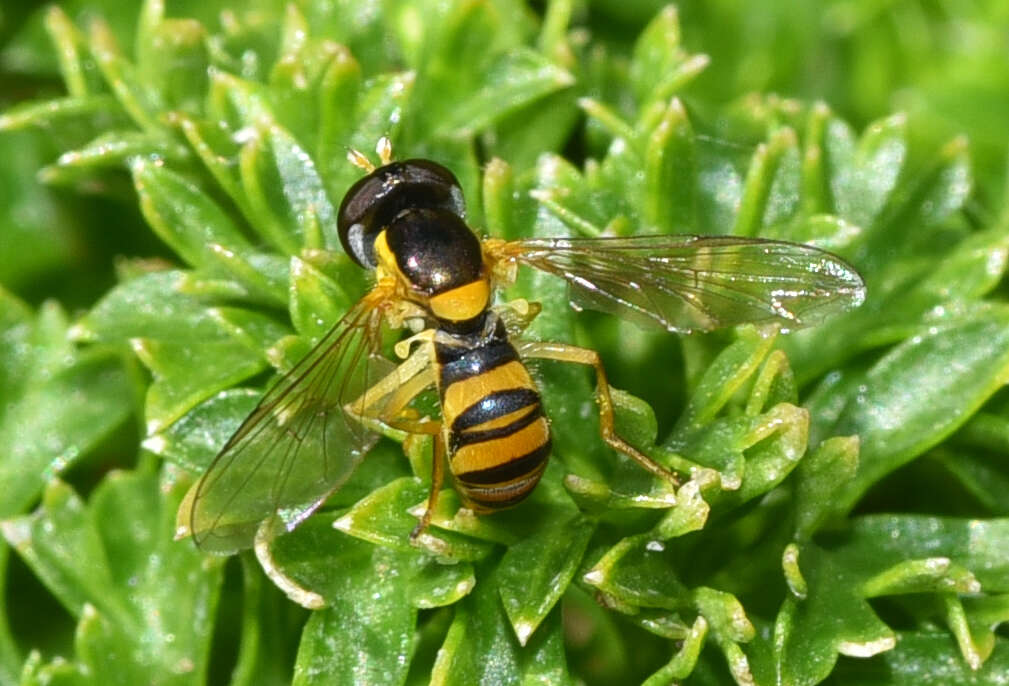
[[1, 1, 1008, 684]]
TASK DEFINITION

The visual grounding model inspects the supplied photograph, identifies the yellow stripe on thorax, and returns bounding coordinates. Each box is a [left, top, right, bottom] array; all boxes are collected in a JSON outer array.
[[373, 231, 399, 280], [429, 278, 490, 321]]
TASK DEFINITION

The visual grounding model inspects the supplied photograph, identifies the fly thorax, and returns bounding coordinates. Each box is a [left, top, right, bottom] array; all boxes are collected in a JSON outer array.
[[380, 207, 491, 326]]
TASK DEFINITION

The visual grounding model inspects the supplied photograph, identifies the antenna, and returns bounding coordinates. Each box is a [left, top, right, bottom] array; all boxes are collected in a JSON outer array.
[[346, 148, 375, 173]]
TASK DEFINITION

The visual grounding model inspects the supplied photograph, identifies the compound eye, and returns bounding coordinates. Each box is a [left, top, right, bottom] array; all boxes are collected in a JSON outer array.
[[337, 159, 466, 269], [337, 174, 386, 268]]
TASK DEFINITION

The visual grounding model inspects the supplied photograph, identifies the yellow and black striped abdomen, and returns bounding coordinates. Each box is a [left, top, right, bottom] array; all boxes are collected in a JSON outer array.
[[436, 326, 550, 511]]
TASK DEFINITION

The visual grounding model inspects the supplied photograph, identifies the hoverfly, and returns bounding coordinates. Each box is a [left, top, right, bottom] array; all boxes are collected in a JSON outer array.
[[176, 138, 864, 606]]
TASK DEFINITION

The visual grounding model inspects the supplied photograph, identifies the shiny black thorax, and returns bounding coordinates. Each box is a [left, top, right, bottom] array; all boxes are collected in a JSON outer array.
[[384, 208, 482, 295]]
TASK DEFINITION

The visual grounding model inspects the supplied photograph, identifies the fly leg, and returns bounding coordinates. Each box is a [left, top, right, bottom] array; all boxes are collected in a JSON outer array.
[[388, 423, 445, 543], [345, 346, 445, 542], [253, 348, 437, 610], [362, 411, 446, 544], [516, 341, 680, 487], [346, 343, 435, 437]]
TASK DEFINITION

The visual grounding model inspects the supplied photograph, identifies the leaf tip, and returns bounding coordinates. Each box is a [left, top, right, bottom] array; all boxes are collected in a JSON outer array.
[[514, 619, 536, 646], [141, 433, 167, 455], [0, 519, 30, 548], [332, 514, 352, 532], [67, 321, 95, 342], [837, 635, 896, 658], [145, 416, 165, 435], [782, 543, 807, 599], [44, 4, 70, 24], [455, 576, 475, 597]]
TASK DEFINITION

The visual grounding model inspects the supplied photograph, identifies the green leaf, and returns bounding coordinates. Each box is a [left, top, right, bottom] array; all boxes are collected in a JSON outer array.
[[2, 468, 224, 685], [0, 132, 77, 294], [314, 45, 361, 178], [40, 131, 189, 184], [0, 303, 133, 518], [935, 413, 1009, 516], [733, 127, 801, 237], [769, 515, 1009, 684], [671, 327, 777, 437], [780, 213, 1009, 382], [73, 270, 270, 344], [136, 14, 209, 113], [643, 97, 696, 233], [430, 564, 573, 686], [318, 71, 413, 204], [142, 388, 260, 473], [171, 111, 255, 220], [771, 549, 897, 686], [827, 113, 907, 231], [498, 514, 594, 645], [332, 478, 495, 562], [892, 135, 972, 238], [0, 545, 18, 684], [812, 305, 1009, 515], [793, 436, 860, 539], [288, 252, 359, 341], [131, 158, 253, 267], [43, 6, 96, 97], [131, 338, 267, 433], [835, 632, 1009, 686], [267, 510, 475, 685], [641, 616, 708, 685], [432, 48, 573, 138], [188, 247, 290, 308], [273, 517, 416, 686], [0, 95, 128, 134], [260, 122, 341, 252], [87, 18, 163, 133]]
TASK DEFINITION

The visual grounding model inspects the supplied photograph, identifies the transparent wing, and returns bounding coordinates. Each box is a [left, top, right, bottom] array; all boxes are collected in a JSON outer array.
[[179, 288, 395, 553], [497, 235, 865, 333]]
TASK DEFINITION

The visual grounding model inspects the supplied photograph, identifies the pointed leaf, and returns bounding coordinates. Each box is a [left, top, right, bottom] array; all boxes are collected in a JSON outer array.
[[498, 514, 594, 645]]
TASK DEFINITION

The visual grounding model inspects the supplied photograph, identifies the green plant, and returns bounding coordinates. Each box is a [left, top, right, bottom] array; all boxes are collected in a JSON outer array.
[[1, 1, 1008, 684]]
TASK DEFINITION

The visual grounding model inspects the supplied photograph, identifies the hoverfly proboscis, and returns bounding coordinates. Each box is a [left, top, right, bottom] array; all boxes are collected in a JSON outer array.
[[175, 138, 865, 608]]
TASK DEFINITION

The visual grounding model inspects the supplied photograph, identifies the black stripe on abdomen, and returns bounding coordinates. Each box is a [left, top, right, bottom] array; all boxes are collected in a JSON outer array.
[[455, 440, 552, 486], [436, 339, 518, 390], [451, 388, 540, 432], [460, 472, 547, 510], [451, 403, 543, 452]]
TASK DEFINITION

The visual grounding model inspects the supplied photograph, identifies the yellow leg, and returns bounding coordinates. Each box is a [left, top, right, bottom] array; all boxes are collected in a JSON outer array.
[[347, 343, 437, 440], [378, 416, 444, 542], [377, 367, 437, 422], [346, 344, 432, 418], [345, 345, 446, 540], [516, 341, 680, 487], [404, 429, 446, 542]]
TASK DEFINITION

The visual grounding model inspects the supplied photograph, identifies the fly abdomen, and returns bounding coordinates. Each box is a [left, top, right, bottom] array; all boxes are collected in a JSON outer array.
[[436, 330, 551, 511]]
